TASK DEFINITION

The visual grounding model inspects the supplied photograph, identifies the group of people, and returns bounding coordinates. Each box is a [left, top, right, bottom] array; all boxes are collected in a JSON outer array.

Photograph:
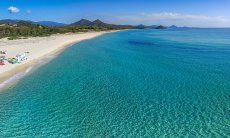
[[0, 50, 29, 66]]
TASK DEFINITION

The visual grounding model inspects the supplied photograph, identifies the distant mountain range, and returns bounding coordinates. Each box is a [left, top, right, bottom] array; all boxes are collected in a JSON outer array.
[[34, 21, 67, 27], [0, 19, 134, 39], [168, 25, 200, 29], [0, 19, 23, 24], [70, 19, 92, 26], [0, 19, 168, 29], [0, 19, 67, 27], [70, 19, 134, 29], [0, 19, 184, 40], [69, 19, 168, 29], [135, 24, 167, 29], [3, 19, 219, 29], [169, 25, 178, 28]]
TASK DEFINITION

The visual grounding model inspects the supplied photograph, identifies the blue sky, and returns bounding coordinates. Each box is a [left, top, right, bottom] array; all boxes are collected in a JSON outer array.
[[1, 0, 230, 27]]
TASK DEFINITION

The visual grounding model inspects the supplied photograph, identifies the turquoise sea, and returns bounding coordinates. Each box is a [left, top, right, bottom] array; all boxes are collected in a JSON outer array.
[[0, 29, 230, 137]]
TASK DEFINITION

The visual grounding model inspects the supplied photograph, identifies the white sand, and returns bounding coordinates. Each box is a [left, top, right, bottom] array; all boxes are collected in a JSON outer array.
[[0, 31, 113, 83]]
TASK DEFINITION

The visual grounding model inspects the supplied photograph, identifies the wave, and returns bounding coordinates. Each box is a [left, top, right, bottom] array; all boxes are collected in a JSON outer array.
[[0, 50, 61, 91], [0, 67, 33, 90]]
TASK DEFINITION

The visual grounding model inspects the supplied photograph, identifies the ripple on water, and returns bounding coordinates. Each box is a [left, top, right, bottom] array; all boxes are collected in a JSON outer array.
[[0, 29, 230, 137]]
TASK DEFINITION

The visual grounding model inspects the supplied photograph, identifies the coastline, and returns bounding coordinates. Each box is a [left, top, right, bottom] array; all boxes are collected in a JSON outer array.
[[0, 31, 118, 89]]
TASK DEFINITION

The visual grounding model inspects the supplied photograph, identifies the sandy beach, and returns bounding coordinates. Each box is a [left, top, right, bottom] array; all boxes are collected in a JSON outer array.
[[0, 31, 113, 86]]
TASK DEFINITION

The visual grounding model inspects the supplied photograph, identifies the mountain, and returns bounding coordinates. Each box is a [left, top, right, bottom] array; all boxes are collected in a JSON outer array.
[[0, 19, 38, 27], [0, 19, 30, 25], [148, 25, 158, 29], [134, 24, 167, 29], [155, 25, 167, 29], [0, 19, 66, 27], [135, 24, 147, 29], [70, 19, 134, 29], [169, 25, 178, 29], [0, 19, 168, 30], [70, 19, 92, 26], [169, 25, 198, 29], [70, 19, 111, 27], [35, 21, 67, 27], [0, 18, 133, 39], [91, 19, 111, 27]]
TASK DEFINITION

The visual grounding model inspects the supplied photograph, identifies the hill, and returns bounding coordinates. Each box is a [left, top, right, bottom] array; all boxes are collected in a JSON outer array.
[[35, 21, 67, 27], [0, 19, 67, 27], [0, 18, 169, 40], [135, 24, 146, 29], [155, 25, 167, 29], [70, 19, 93, 26], [70, 19, 133, 30], [0, 19, 133, 40], [134, 24, 167, 29], [0, 20, 61, 39], [0, 19, 31, 25], [169, 25, 178, 29]]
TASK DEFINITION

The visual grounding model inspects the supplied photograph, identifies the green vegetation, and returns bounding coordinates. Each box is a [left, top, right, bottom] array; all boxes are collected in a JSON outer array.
[[0, 21, 60, 39], [0, 20, 133, 40], [0, 19, 168, 40]]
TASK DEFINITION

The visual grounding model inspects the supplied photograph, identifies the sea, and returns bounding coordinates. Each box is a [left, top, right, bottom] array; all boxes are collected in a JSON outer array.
[[0, 29, 229, 137]]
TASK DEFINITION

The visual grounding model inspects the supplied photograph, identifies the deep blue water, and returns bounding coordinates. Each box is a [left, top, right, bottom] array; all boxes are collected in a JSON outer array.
[[0, 29, 230, 137]]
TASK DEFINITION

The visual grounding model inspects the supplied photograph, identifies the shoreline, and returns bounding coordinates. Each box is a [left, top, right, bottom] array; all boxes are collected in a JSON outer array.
[[0, 30, 118, 90]]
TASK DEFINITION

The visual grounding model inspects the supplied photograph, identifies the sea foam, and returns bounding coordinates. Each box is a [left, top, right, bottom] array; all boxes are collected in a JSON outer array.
[[0, 67, 33, 90]]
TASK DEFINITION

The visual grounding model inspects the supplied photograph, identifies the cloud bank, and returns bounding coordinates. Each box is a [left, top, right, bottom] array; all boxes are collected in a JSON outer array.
[[114, 12, 230, 28], [8, 6, 20, 13]]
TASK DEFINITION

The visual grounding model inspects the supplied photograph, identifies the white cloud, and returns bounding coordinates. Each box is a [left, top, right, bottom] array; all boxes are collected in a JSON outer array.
[[114, 12, 230, 28], [8, 6, 20, 13]]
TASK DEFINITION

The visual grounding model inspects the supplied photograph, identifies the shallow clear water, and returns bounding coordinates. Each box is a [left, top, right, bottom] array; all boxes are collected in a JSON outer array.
[[0, 29, 230, 137]]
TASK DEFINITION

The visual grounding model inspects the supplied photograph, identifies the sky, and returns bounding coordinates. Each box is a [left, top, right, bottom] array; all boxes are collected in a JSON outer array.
[[0, 0, 230, 27]]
